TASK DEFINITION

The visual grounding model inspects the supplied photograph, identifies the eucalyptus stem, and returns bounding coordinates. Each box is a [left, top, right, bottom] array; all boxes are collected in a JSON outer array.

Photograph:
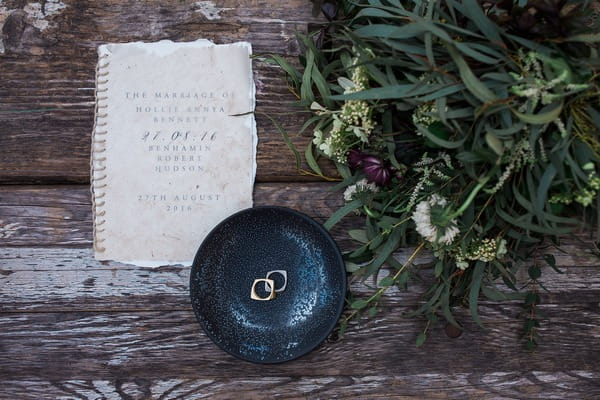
[[344, 242, 426, 323], [355, 216, 412, 251], [369, 241, 425, 300], [448, 175, 491, 220], [462, 193, 495, 239]]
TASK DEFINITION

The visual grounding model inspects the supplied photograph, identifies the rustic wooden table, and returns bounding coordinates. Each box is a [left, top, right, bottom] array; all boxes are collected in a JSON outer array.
[[1, 1, 599, 399]]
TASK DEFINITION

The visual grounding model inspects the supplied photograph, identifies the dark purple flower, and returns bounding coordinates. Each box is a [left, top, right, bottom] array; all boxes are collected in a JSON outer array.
[[363, 156, 392, 187], [321, 1, 338, 21], [347, 149, 366, 170]]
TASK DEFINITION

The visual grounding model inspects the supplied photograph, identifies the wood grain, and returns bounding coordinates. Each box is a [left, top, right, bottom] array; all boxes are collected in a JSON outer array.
[[0, 183, 347, 246], [2, 1, 600, 398], [0, 62, 333, 184], [0, 0, 333, 184], [1, 246, 598, 313], [2, 185, 597, 263], [0, 307, 599, 381], [0, 0, 317, 55], [2, 372, 600, 400], [1, 192, 597, 398]]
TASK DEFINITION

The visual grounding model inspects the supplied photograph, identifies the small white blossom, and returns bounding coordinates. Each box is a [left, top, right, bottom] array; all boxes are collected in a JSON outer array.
[[554, 118, 568, 138], [343, 178, 379, 202], [412, 102, 440, 127], [511, 51, 585, 112], [467, 238, 500, 262], [490, 138, 535, 194], [454, 237, 507, 270], [350, 64, 369, 91], [319, 136, 334, 157], [496, 239, 507, 258], [338, 77, 356, 93], [312, 129, 323, 145], [456, 260, 469, 270], [412, 194, 459, 245], [310, 101, 327, 112], [408, 154, 454, 210], [352, 126, 369, 143]]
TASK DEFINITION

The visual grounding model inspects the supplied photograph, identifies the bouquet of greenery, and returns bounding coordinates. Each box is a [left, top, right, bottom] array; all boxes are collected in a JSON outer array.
[[271, 0, 600, 347]]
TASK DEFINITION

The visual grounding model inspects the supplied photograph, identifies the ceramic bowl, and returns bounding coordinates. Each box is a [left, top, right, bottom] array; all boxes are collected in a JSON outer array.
[[189, 206, 346, 363]]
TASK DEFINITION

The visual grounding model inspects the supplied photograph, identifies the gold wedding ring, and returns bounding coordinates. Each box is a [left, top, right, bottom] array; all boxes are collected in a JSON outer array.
[[265, 270, 288, 293], [250, 278, 276, 301]]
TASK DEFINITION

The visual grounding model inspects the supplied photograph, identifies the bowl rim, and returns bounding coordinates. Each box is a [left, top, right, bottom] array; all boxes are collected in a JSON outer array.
[[189, 205, 347, 364]]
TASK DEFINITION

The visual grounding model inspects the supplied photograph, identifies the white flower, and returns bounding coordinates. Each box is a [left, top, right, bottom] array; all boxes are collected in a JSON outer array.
[[310, 101, 327, 112], [352, 126, 369, 143], [343, 178, 378, 202], [412, 194, 459, 245], [312, 129, 323, 145], [332, 115, 344, 131], [338, 77, 356, 93], [319, 136, 333, 157], [456, 260, 469, 270], [554, 118, 568, 138], [496, 239, 507, 258], [412, 102, 440, 127]]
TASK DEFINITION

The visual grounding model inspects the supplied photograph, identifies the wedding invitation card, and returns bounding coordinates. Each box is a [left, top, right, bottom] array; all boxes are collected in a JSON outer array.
[[91, 40, 256, 265]]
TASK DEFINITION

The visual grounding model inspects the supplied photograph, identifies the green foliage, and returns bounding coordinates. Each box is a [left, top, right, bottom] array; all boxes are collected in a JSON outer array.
[[271, 0, 599, 346]]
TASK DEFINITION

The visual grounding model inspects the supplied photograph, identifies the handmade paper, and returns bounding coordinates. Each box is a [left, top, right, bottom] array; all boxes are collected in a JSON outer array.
[[91, 40, 256, 265]]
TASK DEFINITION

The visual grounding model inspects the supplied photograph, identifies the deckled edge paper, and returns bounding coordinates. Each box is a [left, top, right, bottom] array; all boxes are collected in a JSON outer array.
[[91, 39, 257, 267]]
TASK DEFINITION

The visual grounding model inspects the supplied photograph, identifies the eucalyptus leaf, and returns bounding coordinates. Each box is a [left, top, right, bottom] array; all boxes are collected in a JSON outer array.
[[324, 199, 363, 230], [354, 23, 426, 39], [329, 84, 416, 100], [418, 124, 466, 149], [512, 102, 563, 125], [455, 42, 500, 64], [263, 113, 301, 170], [365, 228, 402, 276], [305, 143, 324, 176], [461, 0, 503, 45], [351, 299, 369, 310], [349, 229, 369, 244], [346, 262, 362, 273], [565, 33, 600, 42], [301, 49, 315, 104], [379, 276, 394, 287], [485, 132, 504, 156], [447, 45, 498, 103], [434, 261, 443, 278], [535, 164, 556, 216], [269, 54, 301, 88], [469, 261, 485, 328], [441, 283, 461, 328]]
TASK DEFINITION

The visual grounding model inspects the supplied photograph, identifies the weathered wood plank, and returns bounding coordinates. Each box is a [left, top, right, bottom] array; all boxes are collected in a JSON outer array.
[[0, 61, 333, 184], [0, 306, 599, 382], [2, 371, 600, 400], [1, 247, 598, 313], [0, 0, 317, 56], [2, 184, 598, 266], [0, 183, 346, 246], [0, 0, 331, 184]]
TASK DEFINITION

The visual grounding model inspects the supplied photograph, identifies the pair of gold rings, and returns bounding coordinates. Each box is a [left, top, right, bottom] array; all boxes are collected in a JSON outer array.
[[250, 270, 287, 301]]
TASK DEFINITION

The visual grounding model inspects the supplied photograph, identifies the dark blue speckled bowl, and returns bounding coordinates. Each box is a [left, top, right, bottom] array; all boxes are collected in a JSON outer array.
[[189, 206, 346, 364]]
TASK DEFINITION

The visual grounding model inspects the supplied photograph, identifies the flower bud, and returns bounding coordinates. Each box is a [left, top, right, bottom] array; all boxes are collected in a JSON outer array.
[[347, 149, 366, 170], [363, 156, 392, 186]]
